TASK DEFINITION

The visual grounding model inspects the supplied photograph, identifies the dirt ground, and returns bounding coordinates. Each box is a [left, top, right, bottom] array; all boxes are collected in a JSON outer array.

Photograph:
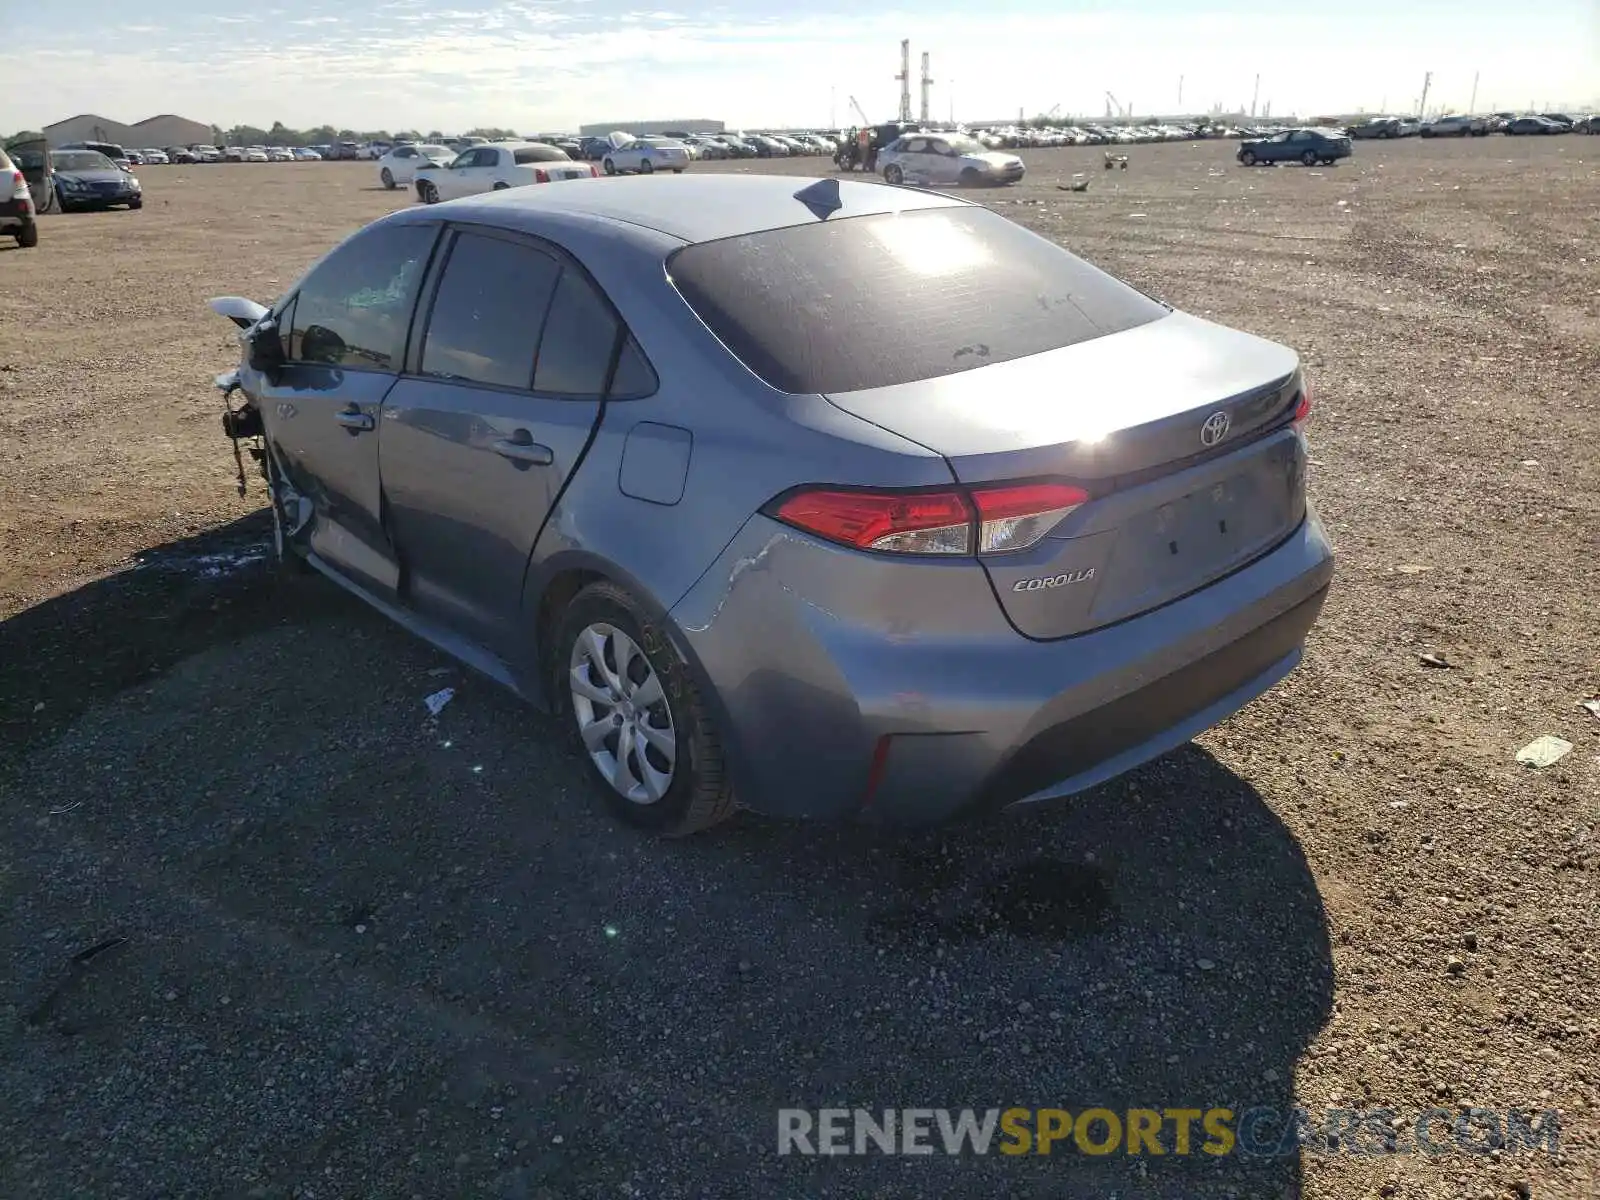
[[1, 139, 1597, 1199]]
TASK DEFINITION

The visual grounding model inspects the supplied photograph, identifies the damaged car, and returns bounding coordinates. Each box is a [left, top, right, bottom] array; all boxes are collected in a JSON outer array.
[[209, 175, 1332, 836]]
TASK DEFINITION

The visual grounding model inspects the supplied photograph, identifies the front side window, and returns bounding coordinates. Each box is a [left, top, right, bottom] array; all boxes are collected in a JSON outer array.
[[421, 231, 561, 389], [290, 223, 437, 370]]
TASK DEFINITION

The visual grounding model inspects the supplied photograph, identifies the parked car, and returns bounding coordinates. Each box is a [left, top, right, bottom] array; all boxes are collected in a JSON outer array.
[[414, 142, 596, 203], [0, 143, 40, 246], [266, 147, 295, 162], [292, 147, 323, 160], [1577, 115, 1600, 134], [877, 132, 1025, 187], [244, 146, 270, 163], [1504, 116, 1564, 135], [190, 144, 223, 163], [124, 149, 146, 166], [1538, 113, 1576, 131], [330, 142, 362, 161], [1420, 115, 1487, 137], [378, 143, 455, 189], [600, 137, 691, 175], [50, 149, 142, 210], [1238, 128, 1353, 166], [206, 174, 1331, 834], [60, 140, 131, 168]]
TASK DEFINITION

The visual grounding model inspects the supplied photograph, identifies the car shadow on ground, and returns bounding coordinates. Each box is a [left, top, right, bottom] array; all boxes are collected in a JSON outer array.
[[0, 515, 1334, 1199]]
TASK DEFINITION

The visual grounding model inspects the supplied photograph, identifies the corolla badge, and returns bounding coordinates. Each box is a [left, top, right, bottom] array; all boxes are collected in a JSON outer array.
[[1200, 411, 1231, 446], [1013, 569, 1096, 592]]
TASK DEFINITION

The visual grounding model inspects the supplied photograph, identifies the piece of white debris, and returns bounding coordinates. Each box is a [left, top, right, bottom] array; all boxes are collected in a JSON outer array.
[[1579, 698, 1600, 719], [1396, 563, 1430, 575], [1516, 736, 1572, 769], [423, 687, 455, 716]]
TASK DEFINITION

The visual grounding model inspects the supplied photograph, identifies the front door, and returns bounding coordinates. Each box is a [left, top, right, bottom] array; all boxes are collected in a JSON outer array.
[[5, 136, 54, 212], [254, 220, 440, 599], [380, 226, 623, 654], [437, 147, 495, 200]]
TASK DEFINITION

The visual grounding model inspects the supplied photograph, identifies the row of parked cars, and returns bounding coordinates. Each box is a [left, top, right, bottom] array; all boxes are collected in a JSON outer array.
[[1348, 112, 1596, 138]]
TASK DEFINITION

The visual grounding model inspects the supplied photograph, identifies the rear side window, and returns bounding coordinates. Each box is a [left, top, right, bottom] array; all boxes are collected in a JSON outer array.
[[290, 223, 436, 370], [668, 205, 1169, 394], [533, 271, 619, 396], [421, 231, 560, 389]]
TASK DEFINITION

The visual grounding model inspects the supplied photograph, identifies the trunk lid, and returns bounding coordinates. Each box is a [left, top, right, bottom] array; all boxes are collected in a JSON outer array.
[[822, 312, 1308, 638]]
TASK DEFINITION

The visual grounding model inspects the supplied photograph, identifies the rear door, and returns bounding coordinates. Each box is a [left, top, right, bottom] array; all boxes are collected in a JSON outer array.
[[253, 220, 441, 599], [379, 226, 621, 653], [4, 136, 53, 211]]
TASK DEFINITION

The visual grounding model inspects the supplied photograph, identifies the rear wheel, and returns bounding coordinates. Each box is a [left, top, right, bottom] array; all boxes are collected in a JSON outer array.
[[1300, 150, 1317, 166], [380, 168, 395, 189], [554, 581, 736, 836], [418, 179, 438, 204], [884, 163, 904, 184], [15, 222, 38, 248], [1239, 150, 1257, 166], [639, 158, 654, 174], [602, 158, 616, 175], [492, 181, 509, 190]]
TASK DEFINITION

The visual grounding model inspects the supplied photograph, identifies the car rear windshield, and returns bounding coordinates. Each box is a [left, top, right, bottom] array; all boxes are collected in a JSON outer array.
[[667, 205, 1170, 395], [514, 145, 571, 163]]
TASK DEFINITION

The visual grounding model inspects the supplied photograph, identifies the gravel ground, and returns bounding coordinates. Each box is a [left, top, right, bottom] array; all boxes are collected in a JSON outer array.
[[1, 139, 1597, 1199]]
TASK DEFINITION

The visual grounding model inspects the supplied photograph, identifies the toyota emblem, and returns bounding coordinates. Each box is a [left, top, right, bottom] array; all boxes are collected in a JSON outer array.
[[1199, 411, 1231, 447]]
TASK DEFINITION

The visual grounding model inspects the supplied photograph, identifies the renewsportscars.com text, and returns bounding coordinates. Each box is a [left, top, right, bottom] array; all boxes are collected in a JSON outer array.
[[776, 1107, 1561, 1158]]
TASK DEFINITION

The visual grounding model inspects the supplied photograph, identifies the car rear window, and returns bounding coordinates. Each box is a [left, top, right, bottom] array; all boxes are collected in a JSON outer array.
[[513, 145, 570, 164], [667, 205, 1169, 395]]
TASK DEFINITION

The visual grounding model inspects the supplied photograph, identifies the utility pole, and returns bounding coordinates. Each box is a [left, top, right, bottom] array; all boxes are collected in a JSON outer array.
[[1250, 74, 1261, 118], [830, 86, 836, 129], [1418, 70, 1432, 118], [896, 40, 913, 123], [919, 52, 933, 124], [1178, 75, 1184, 109], [1468, 71, 1479, 114]]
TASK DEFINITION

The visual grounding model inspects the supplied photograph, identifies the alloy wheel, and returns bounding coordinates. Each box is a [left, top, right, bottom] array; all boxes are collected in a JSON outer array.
[[569, 623, 676, 805]]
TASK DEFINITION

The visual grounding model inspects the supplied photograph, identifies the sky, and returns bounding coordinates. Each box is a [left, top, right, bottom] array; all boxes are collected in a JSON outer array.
[[4, 0, 1597, 134]]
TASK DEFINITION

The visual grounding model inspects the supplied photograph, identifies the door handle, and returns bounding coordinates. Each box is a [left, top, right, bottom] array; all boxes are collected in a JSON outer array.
[[335, 408, 375, 432], [492, 435, 554, 465]]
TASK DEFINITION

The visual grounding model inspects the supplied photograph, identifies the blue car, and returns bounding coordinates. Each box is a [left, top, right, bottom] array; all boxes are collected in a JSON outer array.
[[51, 149, 143, 211], [1238, 128, 1353, 167]]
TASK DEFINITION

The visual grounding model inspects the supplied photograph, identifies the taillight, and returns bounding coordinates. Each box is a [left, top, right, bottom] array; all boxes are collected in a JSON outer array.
[[534, 168, 549, 183], [589, 164, 599, 177], [10, 170, 22, 189], [1292, 376, 1312, 425], [970, 482, 1089, 553], [768, 481, 1088, 556]]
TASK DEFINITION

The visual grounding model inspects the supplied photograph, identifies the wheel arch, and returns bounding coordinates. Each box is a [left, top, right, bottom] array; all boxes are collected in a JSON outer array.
[[524, 549, 754, 802]]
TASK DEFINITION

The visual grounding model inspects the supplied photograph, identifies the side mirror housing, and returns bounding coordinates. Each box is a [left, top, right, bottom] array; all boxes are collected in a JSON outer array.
[[247, 319, 287, 377]]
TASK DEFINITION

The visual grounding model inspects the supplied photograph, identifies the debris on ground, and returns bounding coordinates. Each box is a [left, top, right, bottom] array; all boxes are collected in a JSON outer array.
[[1418, 651, 1453, 669], [1515, 735, 1573, 769], [422, 687, 455, 717], [1578, 697, 1600, 719]]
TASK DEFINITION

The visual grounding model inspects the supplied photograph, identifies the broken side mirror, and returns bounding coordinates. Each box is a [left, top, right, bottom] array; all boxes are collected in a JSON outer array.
[[247, 318, 286, 379]]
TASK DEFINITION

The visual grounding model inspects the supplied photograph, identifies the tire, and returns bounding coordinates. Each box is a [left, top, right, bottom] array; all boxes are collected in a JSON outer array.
[[129, 198, 143, 210], [884, 163, 904, 184], [602, 158, 616, 175], [959, 166, 981, 187], [380, 168, 395, 190], [554, 581, 736, 836], [639, 158, 654, 174], [492, 181, 509, 190], [1239, 150, 1257, 166], [418, 180, 438, 204], [672, 168, 683, 174], [1322, 157, 1336, 166], [15, 222, 38, 248], [1301, 150, 1317, 167]]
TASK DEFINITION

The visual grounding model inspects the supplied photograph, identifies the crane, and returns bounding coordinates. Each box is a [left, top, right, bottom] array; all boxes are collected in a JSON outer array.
[[1044, 103, 1062, 120], [1105, 91, 1126, 120], [848, 95, 872, 126]]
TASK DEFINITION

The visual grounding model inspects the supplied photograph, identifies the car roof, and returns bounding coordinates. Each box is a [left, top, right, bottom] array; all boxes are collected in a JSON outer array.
[[390, 173, 971, 245]]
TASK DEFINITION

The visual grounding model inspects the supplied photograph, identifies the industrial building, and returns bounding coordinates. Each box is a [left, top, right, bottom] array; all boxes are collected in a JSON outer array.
[[577, 118, 724, 137], [42, 113, 212, 148]]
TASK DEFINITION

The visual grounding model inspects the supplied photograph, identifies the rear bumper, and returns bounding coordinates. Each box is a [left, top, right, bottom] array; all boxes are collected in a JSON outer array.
[[0, 196, 32, 225], [670, 506, 1333, 825]]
